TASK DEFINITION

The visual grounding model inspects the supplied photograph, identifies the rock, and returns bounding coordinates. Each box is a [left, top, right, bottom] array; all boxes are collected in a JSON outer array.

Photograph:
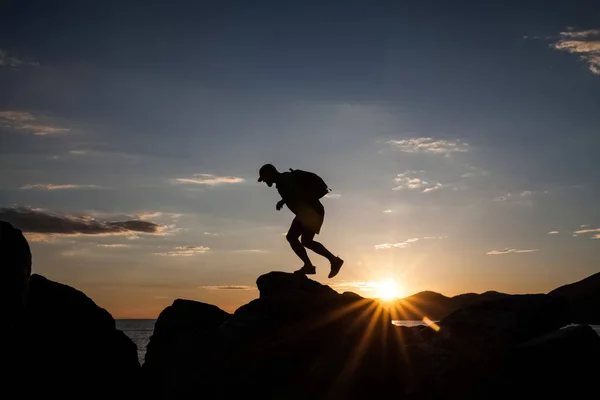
[[6, 274, 140, 398], [145, 271, 407, 399], [506, 324, 600, 397], [142, 270, 597, 400], [405, 294, 571, 399], [142, 299, 231, 399], [548, 271, 600, 324]]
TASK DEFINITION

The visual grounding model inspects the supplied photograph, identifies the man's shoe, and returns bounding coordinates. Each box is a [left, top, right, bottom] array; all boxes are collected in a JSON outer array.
[[328, 257, 344, 278], [294, 265, 316, 275]]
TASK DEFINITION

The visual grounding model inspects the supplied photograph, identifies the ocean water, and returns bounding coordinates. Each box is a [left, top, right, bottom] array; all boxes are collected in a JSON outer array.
[[117, 319, 600, 365], [116, 319, 156, 364]]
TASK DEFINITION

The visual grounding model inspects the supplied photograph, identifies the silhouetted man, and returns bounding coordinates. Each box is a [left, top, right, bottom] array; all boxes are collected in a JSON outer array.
[[258, 163, 344, 278]]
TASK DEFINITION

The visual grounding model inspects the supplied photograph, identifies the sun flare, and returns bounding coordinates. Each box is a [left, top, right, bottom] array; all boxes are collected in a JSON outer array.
[[375, 278, 400, 301]]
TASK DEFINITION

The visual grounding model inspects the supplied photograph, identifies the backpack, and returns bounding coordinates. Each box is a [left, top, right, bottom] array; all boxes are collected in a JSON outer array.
[[289, 168, 330, 200]]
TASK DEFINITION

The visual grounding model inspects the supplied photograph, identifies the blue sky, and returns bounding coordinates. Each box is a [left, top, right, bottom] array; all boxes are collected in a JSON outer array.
[[1, 0, 599, 317]]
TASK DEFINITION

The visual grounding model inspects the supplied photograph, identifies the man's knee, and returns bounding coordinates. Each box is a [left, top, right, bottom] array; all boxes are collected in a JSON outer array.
[[286, 233, 300, 244], [301, 236, 314, 247]]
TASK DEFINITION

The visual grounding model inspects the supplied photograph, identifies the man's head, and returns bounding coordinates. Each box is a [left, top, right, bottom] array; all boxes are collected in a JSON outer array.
[[258, 163, 279, 187], [0, 221, 32, 313]]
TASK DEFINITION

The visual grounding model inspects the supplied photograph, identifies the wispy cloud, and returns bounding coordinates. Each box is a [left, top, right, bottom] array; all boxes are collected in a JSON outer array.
[[573, 227, 600, 239], [198, 285, 255, 290], [330, 281, 378, 292], [0, 206, 168, 242], [493, 190, 538, 203], [0, 49, 39, 68], [155, 245, 210, 256], [383, 209, 393, 213], [97, 243, 132, 248], [232, 249, 270, 254], [553, 28, 600, 75], [204, 231, 220, 236], [486, 248, 539, 255], [20, 184, 103, 191], [574, 227, 600, 234], [548, 231, 559, 234], [175, 174, 244, 185], [0, 110, 70, 135], [392, 171, 445, 193], [387, 137, 469, 154], [324, 193, 342, 199], [375, 238, 419, 250], [134, 212, 182, 222]]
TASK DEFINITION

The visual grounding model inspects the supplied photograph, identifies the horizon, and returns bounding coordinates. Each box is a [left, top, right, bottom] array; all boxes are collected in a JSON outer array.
[[1, 0, 599, 319]]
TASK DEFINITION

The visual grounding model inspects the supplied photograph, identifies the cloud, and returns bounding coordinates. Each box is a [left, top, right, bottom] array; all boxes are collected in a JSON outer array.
[[548, 231, 559, 234], [204, 231, 220, 236], [392, 171, 445, 193], [20, 184, 102, 191], [383, 209, 393, 213], [0, 206, 167, 242], [175, 174, 244, 185], [198, 285, 255, 290], [573, 227, 600, 239], [0, 49, 39, 68], [0, 110, 70, 135], [486, 248, 539, 255], [324, 193, 342, 199], [387, 137, 469, 154], [559, 29, 600, 39], [232, 249, 269, 254], [375, 237, 419, 250], [155, 245, 210, 256], [493, 190, 539, 203], [97, 244, 132, 248], [330, 281, 378, 292], [553, 28, 600, 74], [574, 227, 600, 234], [134, 212, 182, 222]]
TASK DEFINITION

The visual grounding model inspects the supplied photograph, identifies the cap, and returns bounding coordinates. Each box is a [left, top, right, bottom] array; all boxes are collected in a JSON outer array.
[[258, 163, 276, 182]]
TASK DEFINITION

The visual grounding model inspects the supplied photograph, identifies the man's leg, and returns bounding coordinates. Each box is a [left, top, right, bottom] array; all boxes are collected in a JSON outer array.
[[300, 231, 334, 261], [286, 217, 314, 272], [301, 230, 344, 279]]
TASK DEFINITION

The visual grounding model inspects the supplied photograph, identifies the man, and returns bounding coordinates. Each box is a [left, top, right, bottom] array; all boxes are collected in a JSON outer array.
[[258, 163, 344, 278]]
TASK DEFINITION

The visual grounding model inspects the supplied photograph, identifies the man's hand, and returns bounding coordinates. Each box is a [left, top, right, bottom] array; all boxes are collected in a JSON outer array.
[[276, 200, 285, 211]]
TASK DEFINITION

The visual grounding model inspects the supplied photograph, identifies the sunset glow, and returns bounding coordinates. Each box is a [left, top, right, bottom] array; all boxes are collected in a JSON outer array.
[[374, 279, 402, 301]]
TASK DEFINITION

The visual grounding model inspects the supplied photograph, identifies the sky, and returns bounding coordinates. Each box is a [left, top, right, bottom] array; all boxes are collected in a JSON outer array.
[[1, 0, 599, 318]]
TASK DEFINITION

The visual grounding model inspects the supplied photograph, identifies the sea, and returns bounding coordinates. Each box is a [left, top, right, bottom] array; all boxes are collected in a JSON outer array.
[[116, 320, 600, 365]]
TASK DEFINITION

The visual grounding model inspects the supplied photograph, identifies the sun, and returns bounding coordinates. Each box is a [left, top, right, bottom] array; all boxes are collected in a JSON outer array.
[[375, 278, 400, 301]]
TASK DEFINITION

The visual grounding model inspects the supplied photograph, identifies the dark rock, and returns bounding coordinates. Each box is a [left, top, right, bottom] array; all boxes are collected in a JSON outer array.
[[405, 294, 571, 399], [548, 271, 600, 324], [145, 271, 407, 399], [506, 324, 600, 397], [142, 270, 598, 400], [142, 299, 230, 399], [6, 274, 140, 398]]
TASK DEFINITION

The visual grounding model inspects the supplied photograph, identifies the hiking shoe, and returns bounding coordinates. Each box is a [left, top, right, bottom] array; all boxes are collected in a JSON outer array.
[[328, 257, 344, 278], [294, 265, 316, 275]]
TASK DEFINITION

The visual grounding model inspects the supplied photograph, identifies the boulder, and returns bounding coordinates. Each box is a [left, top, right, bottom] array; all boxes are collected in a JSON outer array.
[[142, 299, 231, 399], [548, 271, 600, 324], [5, 274, 140, 399], [506, 324, 600, 397]]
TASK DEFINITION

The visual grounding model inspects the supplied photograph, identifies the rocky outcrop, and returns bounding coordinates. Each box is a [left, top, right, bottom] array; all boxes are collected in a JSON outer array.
[[143, 270, 600, 399], [5, 274, 140, 399], [548, 271, 600, 324]]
